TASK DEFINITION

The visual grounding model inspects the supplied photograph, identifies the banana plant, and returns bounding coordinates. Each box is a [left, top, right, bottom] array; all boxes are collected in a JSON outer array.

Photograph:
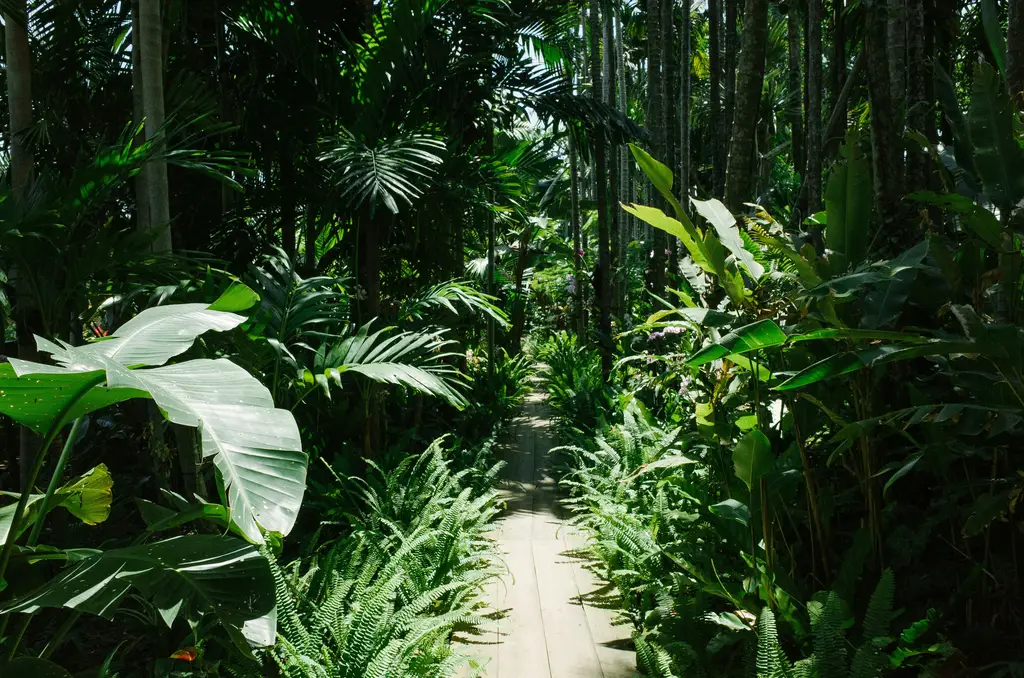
[[0, 284, 302, 664]]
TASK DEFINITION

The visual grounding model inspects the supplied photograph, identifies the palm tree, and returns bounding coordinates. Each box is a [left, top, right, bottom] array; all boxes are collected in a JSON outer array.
[[724, 0, 769, 210], [138, 0, 172, 252]]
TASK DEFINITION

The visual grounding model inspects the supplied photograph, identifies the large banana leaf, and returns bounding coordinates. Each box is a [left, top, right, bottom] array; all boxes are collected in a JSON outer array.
[[310, 323, 468, 408], [1, 535, 276, 647], [968, 63, 1024, 211], [0, 291, 306, 544], [824, 141, 872, 271], [691, 198, 765, 280]]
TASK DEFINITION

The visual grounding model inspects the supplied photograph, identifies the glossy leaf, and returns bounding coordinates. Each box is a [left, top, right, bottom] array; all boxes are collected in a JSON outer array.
[[691, 198, 764, 279], [825, 141, 872, 270], [686, 320, 788, 366], [1, 535, 276, 646], [733, 430, 773, 491], [968, 63, 1024, 209]]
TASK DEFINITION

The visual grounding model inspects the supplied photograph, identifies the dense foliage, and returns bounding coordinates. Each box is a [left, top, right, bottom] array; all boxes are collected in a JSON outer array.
[[1, 0, 1022, 675]]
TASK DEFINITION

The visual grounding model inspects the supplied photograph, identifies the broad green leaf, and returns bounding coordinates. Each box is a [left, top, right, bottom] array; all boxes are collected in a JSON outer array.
[[709, 499, 750, 525], [1, 465, 113, 544], [775, 341, 978, 390], [65, 302, 247, 367], [825, 141, 872, 270], [687, 320, 788, 366], [964, 491, 1013, 536], [646, 307, 736, 328], [55, 464, 113, 526], [622, 203, 711, 272], [0, 363, 147, 434], [628, 144, 685, 216], [861, 240, 930, 329], [1, 535, 276, 646], [968, 63, 1024, 210], [691, 198, 765, 279], [907, 191, 1001, 248], [733, 429, 773, 491], [208, 281, 261, 313], [5, 302, 307, 544], [980, 0, 1007, 79], [104, 359, 305, 541]]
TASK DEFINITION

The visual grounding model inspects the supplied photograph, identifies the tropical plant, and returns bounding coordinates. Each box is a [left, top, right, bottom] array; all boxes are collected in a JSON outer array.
[[0, 286, 301, 669], [228, 438, 503, 678]]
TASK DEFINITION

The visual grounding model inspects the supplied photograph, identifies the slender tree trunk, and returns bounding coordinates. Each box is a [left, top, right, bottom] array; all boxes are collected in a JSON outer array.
[[831, 0, 846, 128], [570, 136, 583, 337], [662, 0, 678, 284], [724, 0, 769, 210], [709, 0, 725, 196], [1009, 0, 1023, 100], [725, 0, 738, 136], [647, 0, 667, 296], [5, 2, 32, 199], [680, 0, 692, 209], [280, 140, 297, 257], [806, 0, 823, 213], [604, 0, 621, 320], [5, 0, 37, 491], [590, 0, 612, 377], [787, 0, 805, 185], [139, 0, 173, 252], [131, 0, 151, 232], [864, 0, 902, 219], [616, 2, 630, 314]]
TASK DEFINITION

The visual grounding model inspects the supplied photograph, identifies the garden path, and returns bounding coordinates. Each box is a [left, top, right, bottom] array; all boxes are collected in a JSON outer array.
[[455, 385, 638, 678]]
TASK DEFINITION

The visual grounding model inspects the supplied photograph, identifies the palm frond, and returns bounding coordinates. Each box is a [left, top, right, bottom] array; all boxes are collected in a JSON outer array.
[[310, 322, 469, 408], [320, 131, 445, 215]]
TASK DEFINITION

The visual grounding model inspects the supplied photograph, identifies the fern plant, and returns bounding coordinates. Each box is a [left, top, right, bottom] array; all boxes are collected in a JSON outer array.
[[228, 439, 503, 678]]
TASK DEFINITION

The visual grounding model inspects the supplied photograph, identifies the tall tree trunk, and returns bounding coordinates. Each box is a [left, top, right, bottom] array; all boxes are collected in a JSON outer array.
[[604, 0, 621, 320], [279, 139, 297, 257], [831, 0, 846, 129], [616, 1, 630, 314], [590, 0, 612, 377], [725, 0, 738, 137], [906, 0, 928, 191], [806, 0, 823, 213], [570, 135, 584, 337], [662, 0, 677, 284], [139, 0, 173, 252], [680, 0, 692, 208], [787, 0, 805, 186], [647, 0, 667, 296], [709, 0, 725, 196], [131, 0, 151, 232], [5, 2, 32, 199], [5, 0, 37, 491], [888, 0, 907, 137], [864, 0, 902, 221], [1009, 0, 1023, 100], [724, 0, 769, 210]]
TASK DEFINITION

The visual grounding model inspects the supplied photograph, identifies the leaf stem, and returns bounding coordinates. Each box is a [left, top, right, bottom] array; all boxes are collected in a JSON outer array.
[[0, 373, 105, 590], [26, 418, 86, 547]]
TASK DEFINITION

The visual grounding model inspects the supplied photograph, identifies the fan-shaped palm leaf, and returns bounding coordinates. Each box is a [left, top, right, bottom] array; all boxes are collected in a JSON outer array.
[[320, 132, 445, 215], [309, 322, 468, 408]]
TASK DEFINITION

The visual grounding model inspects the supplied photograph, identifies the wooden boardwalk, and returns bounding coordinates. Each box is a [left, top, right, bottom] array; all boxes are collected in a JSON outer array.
[[455, 388, 638, 678]]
